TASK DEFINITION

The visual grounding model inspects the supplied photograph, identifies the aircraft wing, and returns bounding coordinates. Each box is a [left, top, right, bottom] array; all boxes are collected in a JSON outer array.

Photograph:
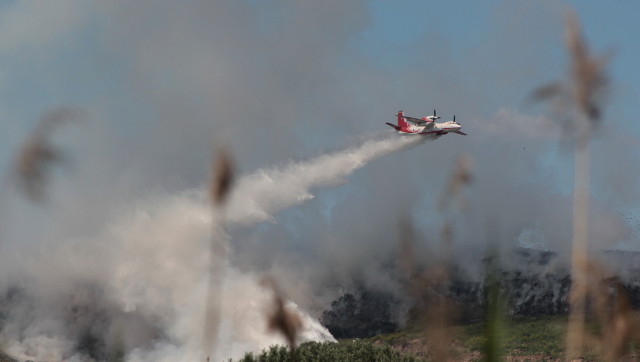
[[402, 116, 429, 124]]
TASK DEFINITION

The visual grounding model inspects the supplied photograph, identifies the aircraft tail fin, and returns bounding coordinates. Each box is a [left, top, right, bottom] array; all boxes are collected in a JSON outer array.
[[397, 111, 407, 129]]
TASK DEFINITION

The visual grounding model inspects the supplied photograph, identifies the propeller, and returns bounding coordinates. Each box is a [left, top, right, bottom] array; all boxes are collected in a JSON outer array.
[[433, 109, 437, 118]]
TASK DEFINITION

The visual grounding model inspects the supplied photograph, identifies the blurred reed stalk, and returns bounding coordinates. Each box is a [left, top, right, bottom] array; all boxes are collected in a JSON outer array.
[[397, 154, 472, 361], [1, 107, 81, 258], [532, 10, 608, 360], [13, 107, 83, 203], [438, 153, 473, 272], [444, 154, 474, 360], [483, 243, 504, 362], [0, 107, 82, 358], [434, 154, 473, 361], [203, 147, 234, 361], [582, 263, 638, 361], [263, 278, 302, 352], [566, 107, 590, 361]]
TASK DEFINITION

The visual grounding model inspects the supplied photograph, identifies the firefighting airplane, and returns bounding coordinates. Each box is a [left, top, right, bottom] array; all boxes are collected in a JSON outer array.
[[385, 110, 467, 136]]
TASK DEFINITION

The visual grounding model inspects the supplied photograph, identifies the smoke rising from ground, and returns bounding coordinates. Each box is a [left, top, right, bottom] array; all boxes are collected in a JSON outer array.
[[0, 133, 425, 361]]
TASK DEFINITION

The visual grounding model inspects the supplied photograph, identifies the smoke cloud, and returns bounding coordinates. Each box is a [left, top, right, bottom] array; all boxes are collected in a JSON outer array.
[[0, 133, 426, 361]]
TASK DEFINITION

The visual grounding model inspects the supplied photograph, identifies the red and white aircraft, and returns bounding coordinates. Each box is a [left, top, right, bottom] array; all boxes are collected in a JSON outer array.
[[386, 110, 467, 136]]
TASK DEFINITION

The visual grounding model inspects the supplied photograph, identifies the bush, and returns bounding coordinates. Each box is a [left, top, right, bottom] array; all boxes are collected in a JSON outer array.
[[235, 341, 421, 362]]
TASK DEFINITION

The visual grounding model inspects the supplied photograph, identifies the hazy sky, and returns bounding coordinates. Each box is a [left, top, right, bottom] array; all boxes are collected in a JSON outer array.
[[0, 0, 637, 254], [0, 0, 636, 258], [0, 0, 637, 171]]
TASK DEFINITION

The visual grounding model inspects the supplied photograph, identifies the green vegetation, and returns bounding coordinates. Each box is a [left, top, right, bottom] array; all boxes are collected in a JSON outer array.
[[368, 315, 598, 360], [235, 340, 423, 362], [232, 312, 640, 361], [463, 316, 566, 358], [369, 330, 418, 347]]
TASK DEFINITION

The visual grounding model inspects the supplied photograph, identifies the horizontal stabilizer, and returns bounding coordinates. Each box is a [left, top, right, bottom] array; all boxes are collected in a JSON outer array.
[[385, 122, 401, 131], [453, 130, 467, 136]]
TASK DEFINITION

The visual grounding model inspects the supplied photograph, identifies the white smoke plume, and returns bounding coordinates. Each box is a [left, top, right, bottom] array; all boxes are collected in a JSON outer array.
[[1, 133, 426, 361], [227, 134, 425, 226]]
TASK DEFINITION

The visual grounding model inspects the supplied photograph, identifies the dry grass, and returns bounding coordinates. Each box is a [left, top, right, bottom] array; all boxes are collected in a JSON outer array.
[[522, 8, 640, 361], [203, 146, 236, 361], [531, 10, 609, 129], [393, 10, 619, 361], [397, 154, 474, 362], [205, 146, 304, 360], [532, 10, 610, 361], [263, 278, 303, 351], [572, 262, 640, 361], [209, 146, 235, 206], [438, 154, 473, 214]]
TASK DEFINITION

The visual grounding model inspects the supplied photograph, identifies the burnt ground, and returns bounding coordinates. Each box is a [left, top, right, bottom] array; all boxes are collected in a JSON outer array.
[[0, 351, 17, 362]]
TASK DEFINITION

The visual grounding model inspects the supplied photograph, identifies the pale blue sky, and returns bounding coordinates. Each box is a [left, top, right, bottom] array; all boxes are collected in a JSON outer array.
[[0, 1, 637, 150], [361, 0, 639, 122]]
